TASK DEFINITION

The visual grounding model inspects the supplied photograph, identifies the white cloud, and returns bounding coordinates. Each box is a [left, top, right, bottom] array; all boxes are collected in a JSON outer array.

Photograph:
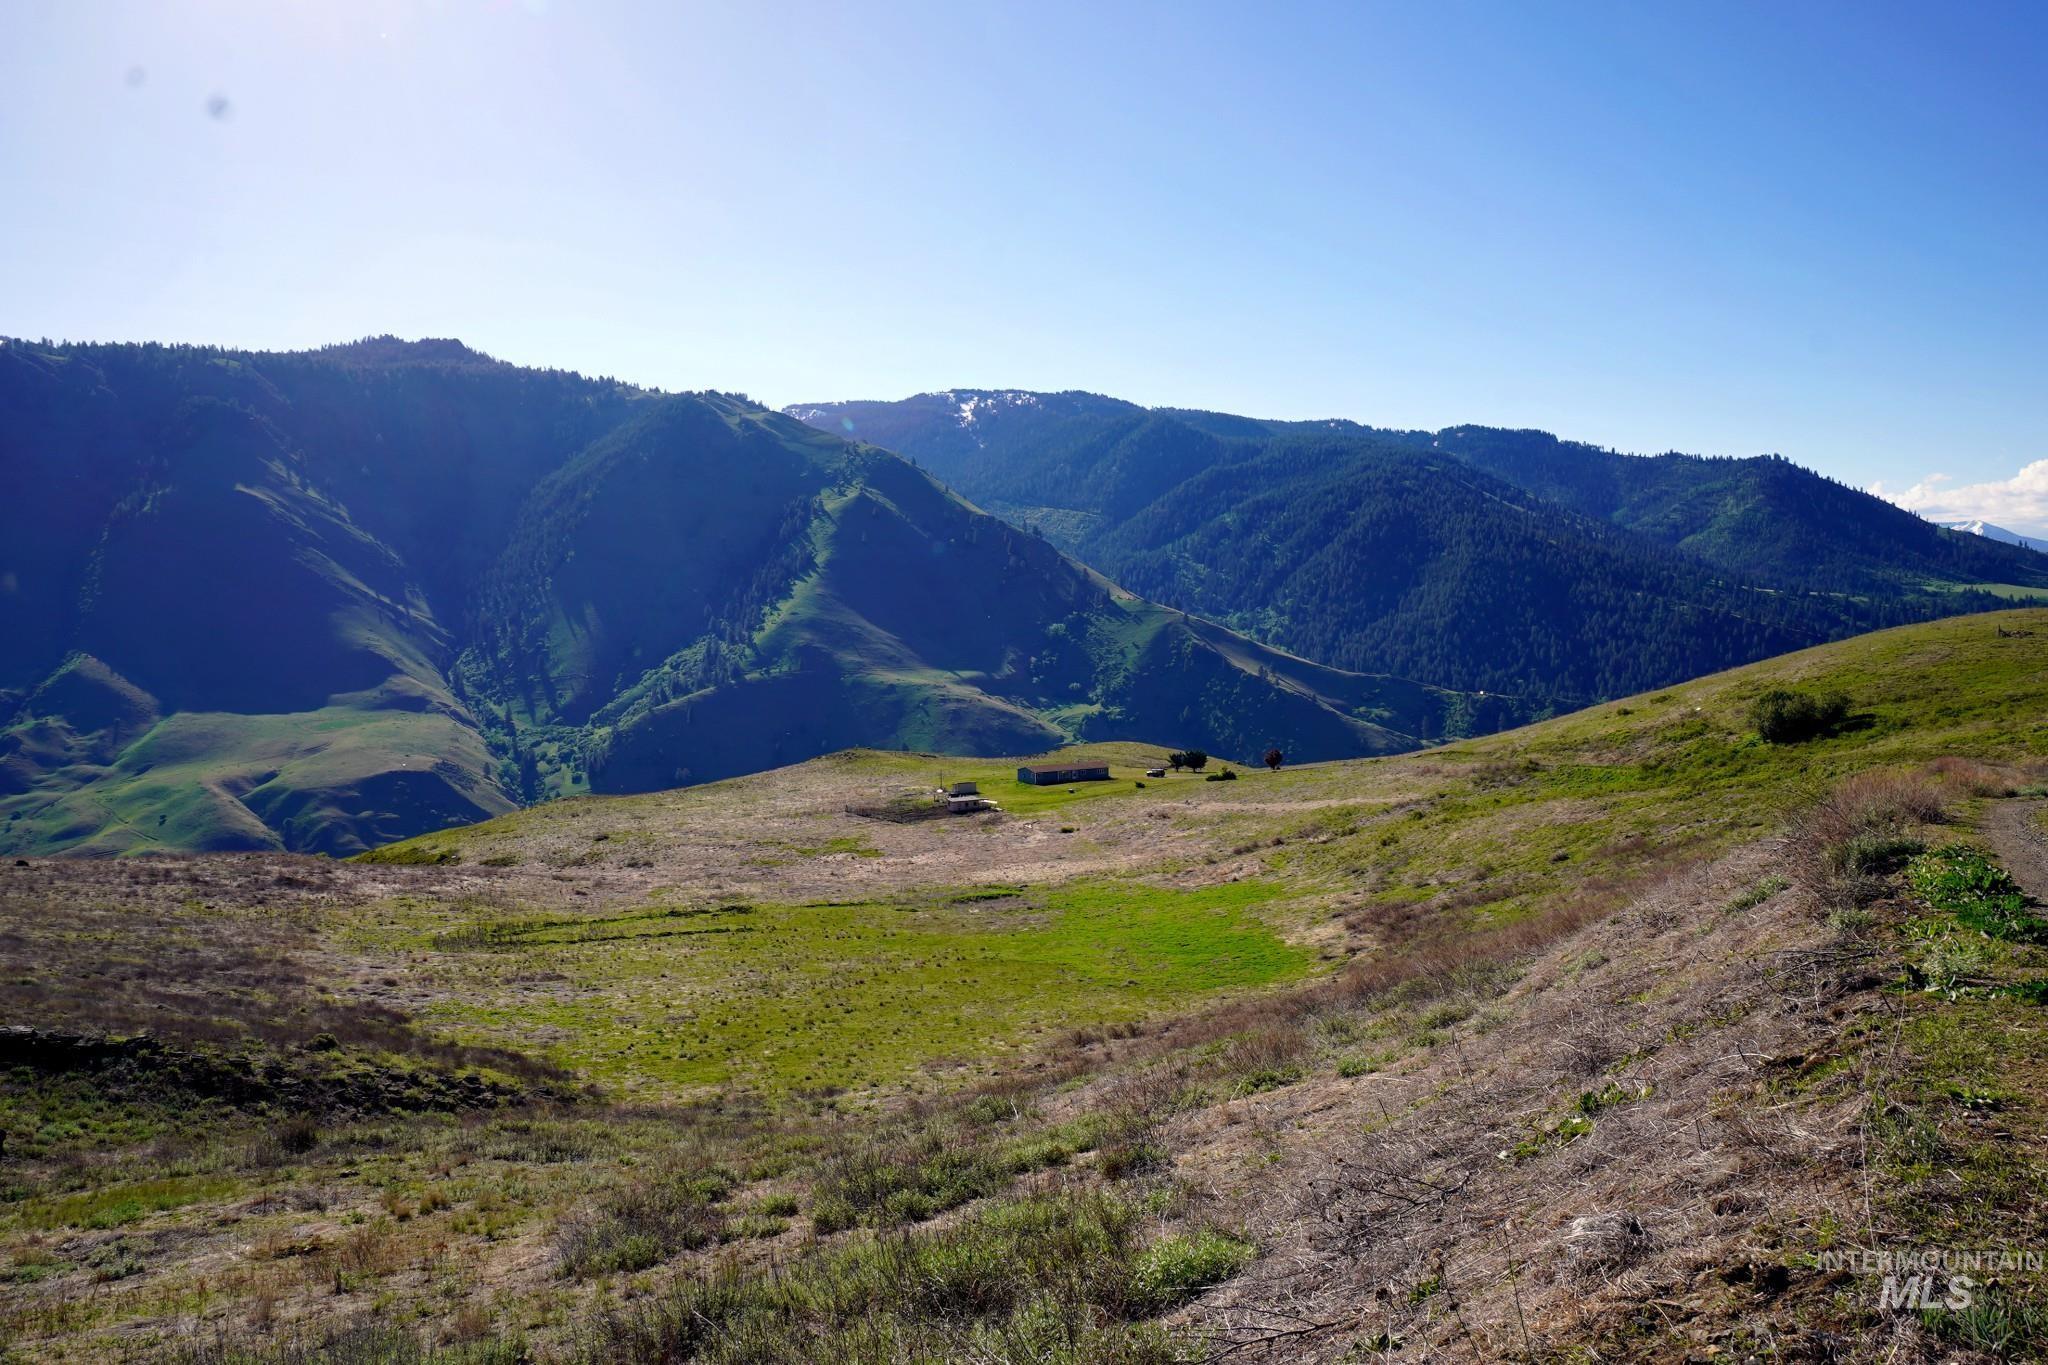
[[1868, 460, 2048, 537]]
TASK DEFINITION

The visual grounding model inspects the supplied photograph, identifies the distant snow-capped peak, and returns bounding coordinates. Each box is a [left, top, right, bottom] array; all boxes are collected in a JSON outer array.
[[1945, 518, 2040, 550]]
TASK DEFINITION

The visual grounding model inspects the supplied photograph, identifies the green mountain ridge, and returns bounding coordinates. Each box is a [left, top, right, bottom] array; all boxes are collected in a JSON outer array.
[[0, 340, 1479, 856], [792, 391, 2048, 703], [1425, 423, 2037, 594]]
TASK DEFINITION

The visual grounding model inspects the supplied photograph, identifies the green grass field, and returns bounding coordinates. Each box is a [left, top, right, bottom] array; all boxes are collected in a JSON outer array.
[[1932, 580, 2048, 601], [350, 875, 1310, 1097]]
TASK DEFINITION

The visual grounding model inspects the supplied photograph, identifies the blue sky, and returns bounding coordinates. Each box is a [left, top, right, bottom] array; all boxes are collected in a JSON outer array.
[[4, 1, 2046, 527]]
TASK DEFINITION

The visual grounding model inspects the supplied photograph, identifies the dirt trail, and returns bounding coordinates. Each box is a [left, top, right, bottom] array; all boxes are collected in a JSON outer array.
[[1980, 798, 2048, 900]]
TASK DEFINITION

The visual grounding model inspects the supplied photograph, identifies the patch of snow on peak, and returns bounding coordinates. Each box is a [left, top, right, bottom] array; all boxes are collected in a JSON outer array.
[[1945, 519, 2040, 550], [948, 391, 1045, 429]]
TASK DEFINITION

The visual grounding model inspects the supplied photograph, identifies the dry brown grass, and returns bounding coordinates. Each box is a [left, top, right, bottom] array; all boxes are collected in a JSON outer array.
[[1800, 767, 1949, 848], [1924, 755, 2024, 797], [1167, 839, 1892, 1363], [1132, 762, 2048, 1360], [0, 859, 562, 1088]]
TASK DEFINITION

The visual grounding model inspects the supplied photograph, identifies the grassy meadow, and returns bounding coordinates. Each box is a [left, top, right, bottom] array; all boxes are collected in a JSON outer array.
[[348, 878, 1307, 1096], [5, 610, 2048, 1360]]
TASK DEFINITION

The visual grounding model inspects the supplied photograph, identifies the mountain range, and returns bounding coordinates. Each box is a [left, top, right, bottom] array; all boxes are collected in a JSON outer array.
[[6, 341, 2043, 858], [0, 339, 1472, 857], [792, 390, 2048, 702]]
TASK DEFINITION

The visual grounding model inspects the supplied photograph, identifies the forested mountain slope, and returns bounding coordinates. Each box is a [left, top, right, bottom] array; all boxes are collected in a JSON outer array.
[[1427, 424, 2047, 594], [793, 392, 2046, 703], [0, 340, 1473, 856]]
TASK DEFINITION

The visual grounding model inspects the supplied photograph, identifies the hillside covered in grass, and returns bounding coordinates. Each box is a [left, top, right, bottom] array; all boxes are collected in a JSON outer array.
[[6, 611, 2048, 1360], [792, 391, 2048, 704], [0, 340, 1484, 857]]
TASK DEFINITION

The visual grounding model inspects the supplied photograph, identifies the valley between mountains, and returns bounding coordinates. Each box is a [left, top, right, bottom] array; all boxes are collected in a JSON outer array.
[[9, 339, 2046, 860], [2, 341, 1487, 859], [7, 337, 2048, 1362], [8, 1, 2045, 1359]]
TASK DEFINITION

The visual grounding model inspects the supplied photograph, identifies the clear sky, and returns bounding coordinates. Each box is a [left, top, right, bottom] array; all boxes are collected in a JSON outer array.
[[4, 1, 2046, 528]]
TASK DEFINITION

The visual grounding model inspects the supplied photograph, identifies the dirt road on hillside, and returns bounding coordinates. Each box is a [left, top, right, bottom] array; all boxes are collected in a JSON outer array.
[[1981, 798, 2048, 900]]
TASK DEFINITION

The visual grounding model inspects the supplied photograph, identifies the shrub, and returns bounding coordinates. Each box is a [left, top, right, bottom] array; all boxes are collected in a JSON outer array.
[[1828, 905, 1874, 935], [683, 1167, 740, 1204], [246, 1114, 324, 1168], [276, 1116, 321, 1154], [1096, 1141, 1165, 1180], [808, 1193, 858, 1235], [1001, 1134, 1080, 1172], [1927, 756, 2018, 798], [1829, 872, 1891, 909], [1417, 1000, 1475, 1030], [1229, 1065, 1303, 1096], [1829, 834, 1925, 878], [1750, 688, 1850, 744], [576, 1193, 1190, 1362], [1128, 1229, 1255, 1312], [1794, 768, 1949, 906], [1809, 770, 1948, 841], [962, 1092, 1025, 1126], [556, 1180, 724, 1278], [724, 1213, 788, 1240], [811, 1136, 1007, 1230], [996, 1111, 1122, 1176], [1224, 1022, 1309, 1081]]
